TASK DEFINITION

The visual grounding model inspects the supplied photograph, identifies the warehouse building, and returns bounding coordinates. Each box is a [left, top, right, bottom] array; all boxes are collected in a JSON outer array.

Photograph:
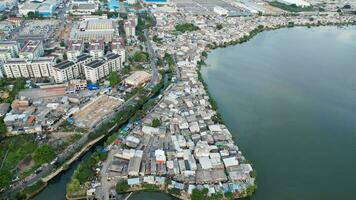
[[123, 71, 151, 87], [71, 19, 116, 42]]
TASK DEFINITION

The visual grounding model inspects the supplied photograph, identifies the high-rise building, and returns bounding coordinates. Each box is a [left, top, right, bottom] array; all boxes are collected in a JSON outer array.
[[84, 53, 121, 83], [4, 57, 55, 78], [19, 40, 44, 60]]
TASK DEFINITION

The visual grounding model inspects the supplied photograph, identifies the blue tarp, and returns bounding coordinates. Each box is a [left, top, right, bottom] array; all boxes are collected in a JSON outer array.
[[88, 83, 99, 90]]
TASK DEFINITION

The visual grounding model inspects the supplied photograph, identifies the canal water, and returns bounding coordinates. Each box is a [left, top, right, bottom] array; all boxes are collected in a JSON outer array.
[[201, 26, 356, 200], [32, 148, 95, 200]]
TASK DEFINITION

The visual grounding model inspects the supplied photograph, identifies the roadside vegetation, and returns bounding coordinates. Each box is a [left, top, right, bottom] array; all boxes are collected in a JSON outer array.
[[0, 135, 38, 189]]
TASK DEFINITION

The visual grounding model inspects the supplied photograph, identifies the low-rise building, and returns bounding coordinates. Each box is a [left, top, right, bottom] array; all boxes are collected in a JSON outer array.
[[123, 71, 152, 87]]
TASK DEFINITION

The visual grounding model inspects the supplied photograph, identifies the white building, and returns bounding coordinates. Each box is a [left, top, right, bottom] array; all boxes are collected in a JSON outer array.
[[84, 53, 121, 83], [52, 54, 93, 83], [67, 41, 84, 61], [70, 3, 98, 15], [0, 41, 19, 57], [127, 12, 138, 26], [278, 0, 311, 7], [89, 40, 104, 59], [124, 20, 136, 37], [4, 57, 55, 78], [213, 6, 228, 16], [18, 2, 39, 16], [72, 19, 116, 42], [19, 40, 44, 60], [127, 0, 136, 5], [111, 38, 125, 65]]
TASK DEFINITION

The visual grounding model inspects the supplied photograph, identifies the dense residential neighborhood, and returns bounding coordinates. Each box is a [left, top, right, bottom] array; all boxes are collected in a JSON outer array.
[[0, 0, 355, 199]]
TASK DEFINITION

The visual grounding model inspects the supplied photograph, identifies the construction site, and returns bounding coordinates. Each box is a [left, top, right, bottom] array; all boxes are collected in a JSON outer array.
[[71, 95, 124, 128]]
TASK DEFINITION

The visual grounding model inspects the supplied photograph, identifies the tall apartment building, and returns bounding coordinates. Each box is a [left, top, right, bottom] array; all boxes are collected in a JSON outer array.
[[0, 41, 19, 78], [52, 54, 93, 83], [89, 40, 105, 59], [124, 20, 136, 37], [0, 41, 19, 57], [84, 53, 121, 83], [111, 39, 125, 66], [19, 40, 44, 60], [67, 41, 85, 61], [127, 12, 138, 26], [4, 57, 55, 78]]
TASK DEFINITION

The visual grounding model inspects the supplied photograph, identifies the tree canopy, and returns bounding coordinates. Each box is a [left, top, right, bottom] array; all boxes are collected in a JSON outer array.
[[151, 118, 161, 127], [108, 72, 121, 87], [33, 145, 55, 165]]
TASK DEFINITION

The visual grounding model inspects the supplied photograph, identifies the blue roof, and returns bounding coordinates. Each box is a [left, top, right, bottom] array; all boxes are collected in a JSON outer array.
[[127, 178, 140, 185]]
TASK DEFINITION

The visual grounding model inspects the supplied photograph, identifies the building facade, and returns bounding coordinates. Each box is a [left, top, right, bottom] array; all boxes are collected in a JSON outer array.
[[4, 57, 55, 78], [84, 53, 121, 83]]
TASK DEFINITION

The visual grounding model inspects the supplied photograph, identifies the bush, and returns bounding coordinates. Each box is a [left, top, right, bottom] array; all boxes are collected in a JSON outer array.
[[168, 188, 181, 196], [0, 169, 11, 189], [67, 178, 81, 193], [191, 188, 209, 200], [133, 52, 149, 62], [116, 181, 129, 193], [33, 145, 55, 165], [151, 118, 161, 127]]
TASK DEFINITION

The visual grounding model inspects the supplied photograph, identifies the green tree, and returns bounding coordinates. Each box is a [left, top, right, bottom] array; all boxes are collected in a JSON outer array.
[[168, 188, 181, 196], [0, 169, 11, 189], [67, 178, 81, 193], [191, 188, 209, 200], [27, 11, 35, 19], [216, 24, 223, 30], [0, 118, 7, 136], [108, 72, 121, 87], [133, 52, 149, 62], [33, 145, 55, 165], [116, 181, 129, 193], [175, 23, 199, 33], [151, 118, 161, 127]]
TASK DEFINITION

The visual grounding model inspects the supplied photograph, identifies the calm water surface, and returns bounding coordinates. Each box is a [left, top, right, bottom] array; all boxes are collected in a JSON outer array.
[[202, 26, 356, 200]]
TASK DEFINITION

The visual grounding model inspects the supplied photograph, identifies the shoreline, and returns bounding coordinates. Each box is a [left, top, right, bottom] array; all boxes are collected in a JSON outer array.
[[194, 21, 356, 199], [23, 17, 356, 200], [102, 20, 356, 200]]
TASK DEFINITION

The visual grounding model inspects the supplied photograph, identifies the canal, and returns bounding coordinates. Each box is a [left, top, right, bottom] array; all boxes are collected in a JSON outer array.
[[202, 26, 356, 200]]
